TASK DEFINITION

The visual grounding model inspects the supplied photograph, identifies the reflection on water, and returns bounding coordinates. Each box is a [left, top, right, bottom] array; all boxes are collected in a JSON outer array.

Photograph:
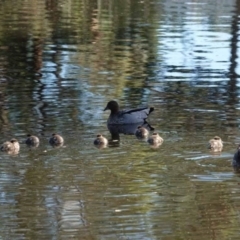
[[107, 122, 154, 141], [0, 0, 240, 239]]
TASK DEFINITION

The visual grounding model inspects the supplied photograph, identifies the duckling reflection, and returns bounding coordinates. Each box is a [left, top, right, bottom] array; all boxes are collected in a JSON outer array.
[[148, 133, 163, 148], [107, 122, 154, 141], [49, 133, 64, 147], [25, 134, 40, 147], [93, 134, 108, 149], [1, 138, 20, 154], [232, 144, 240, 172], [106, 122, 154, 146], [135, 126, 149, 139], [208, 136, 223, 153]]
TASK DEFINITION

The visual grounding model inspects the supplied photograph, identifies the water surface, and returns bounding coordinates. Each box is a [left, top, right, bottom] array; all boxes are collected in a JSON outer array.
[[0, 0, 240, 239]]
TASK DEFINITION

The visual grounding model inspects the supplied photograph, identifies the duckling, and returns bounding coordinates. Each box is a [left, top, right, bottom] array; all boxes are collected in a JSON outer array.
[[148, 133, 163, 147], [49, 133, 64, 147], [208, 136, 223, 152], [1, 138, 20, 154], [232, 144, 240, 171], [135, 126, 149, 139], [25, 134, 40, 147], [94, 134, 108, 148]]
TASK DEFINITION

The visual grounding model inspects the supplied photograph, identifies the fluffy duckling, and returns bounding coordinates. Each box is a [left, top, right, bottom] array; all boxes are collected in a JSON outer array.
[[208, 136, 223, 152], [49, 133, 64, 147], [232, 144, 240, 171], [25, 134, 40, 147], [148, 133, 163, 147], [135, 126, 149, 139], [94, 134, 108, 148], [1, 138, 20, 154]]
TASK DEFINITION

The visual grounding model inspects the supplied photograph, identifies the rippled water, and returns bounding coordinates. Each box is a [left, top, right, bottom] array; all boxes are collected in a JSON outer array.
[[0, 0, 240, 239]]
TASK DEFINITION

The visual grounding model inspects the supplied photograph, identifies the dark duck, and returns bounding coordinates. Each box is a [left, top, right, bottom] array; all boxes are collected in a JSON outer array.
[[233, 145, 240, 171], [104, 100, 154, 125]]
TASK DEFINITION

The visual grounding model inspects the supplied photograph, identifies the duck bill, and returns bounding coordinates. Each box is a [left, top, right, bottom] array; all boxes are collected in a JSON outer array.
[[104, 106, 109, 111]]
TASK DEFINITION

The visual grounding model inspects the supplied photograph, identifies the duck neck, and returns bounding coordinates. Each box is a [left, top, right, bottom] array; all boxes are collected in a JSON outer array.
[[110, 108, 119, 115]]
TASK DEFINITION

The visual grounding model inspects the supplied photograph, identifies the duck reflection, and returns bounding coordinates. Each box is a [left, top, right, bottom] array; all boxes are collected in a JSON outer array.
[[107, 122, 154, 143]]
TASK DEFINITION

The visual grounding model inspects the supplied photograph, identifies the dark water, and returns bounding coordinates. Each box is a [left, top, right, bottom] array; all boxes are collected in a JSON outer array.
[[0, 0, 240, 239]]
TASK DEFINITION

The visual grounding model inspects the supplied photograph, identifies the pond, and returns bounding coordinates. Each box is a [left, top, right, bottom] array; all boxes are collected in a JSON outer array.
[[0, 0, 240, 239]]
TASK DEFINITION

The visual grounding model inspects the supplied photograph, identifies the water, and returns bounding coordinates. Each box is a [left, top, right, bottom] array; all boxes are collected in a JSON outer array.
[[0, 0, 240, 239]]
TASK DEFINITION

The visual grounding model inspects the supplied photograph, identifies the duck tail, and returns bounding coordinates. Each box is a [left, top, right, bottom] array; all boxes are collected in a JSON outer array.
[[149, 107, 154, 114], [143, 120, 155, 131], [149, 125, 155, 131]]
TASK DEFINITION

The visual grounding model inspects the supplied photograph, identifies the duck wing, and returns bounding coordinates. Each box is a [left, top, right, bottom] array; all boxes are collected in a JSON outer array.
[[120, 107, 154, 116], [107, 106, 154, 125], [111, 107, 154, 125]]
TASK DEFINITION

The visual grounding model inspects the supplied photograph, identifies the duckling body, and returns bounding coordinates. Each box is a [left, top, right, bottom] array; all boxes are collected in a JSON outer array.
[[25, 134, 40, 147], [104, 100, 154, 125], [148, 133, 163, 147], [49, 133, 64, 147], [1, 138, 20, 154], [94, 134, 108, 148], [208, 136, 223, 152], [135, 126, 149, 139]]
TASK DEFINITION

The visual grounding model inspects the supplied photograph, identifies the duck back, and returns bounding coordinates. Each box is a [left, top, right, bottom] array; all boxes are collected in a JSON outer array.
[[108, 107, 154, 125]]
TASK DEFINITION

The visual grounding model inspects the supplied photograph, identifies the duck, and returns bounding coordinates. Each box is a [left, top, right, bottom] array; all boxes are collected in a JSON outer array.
[[104, 100, 154, 125], [233, 144, 240, 171], [25, 134, 40, 147], [148, 133, 163, 147], [208, 136, 223, 152], [232, 144, 240, 172], [1, 138, 20, 154], [94, 134, 108, 148], [135, 126, 149, 139], [49, 133, 64, 147]]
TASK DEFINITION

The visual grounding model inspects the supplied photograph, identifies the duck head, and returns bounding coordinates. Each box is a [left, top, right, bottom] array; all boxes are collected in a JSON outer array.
[[104, 100, 119, 113], [10, 138, 18, 144], [213, 136, 221, 141]]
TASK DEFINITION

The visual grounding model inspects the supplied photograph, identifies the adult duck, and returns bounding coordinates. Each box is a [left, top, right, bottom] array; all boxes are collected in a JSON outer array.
[[232, 144, 240, 171], [135, 126, 149, 139], [104, 100, 154, 125]]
